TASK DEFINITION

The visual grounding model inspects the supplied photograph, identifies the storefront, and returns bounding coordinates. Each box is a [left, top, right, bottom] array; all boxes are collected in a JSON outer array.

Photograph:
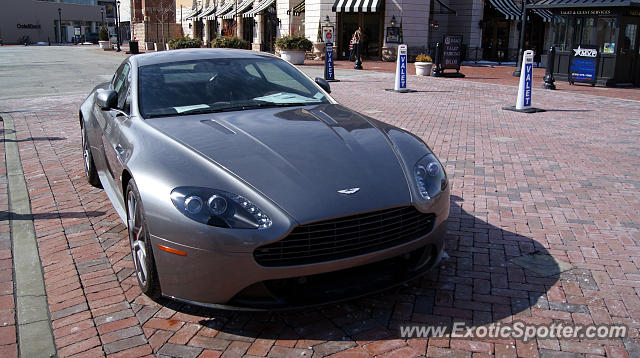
[[530, 0, 640, 86], [332, 0, 384, 59]]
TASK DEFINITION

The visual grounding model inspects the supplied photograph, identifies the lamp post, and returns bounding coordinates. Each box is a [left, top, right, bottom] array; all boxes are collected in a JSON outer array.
[[115, 0, 121, 52], [235, 0, 238, 37], [100, 8, 104, 25], [390, 15, 396, 27], [58, 8, 62, 43], [513, 0, 527, 77]]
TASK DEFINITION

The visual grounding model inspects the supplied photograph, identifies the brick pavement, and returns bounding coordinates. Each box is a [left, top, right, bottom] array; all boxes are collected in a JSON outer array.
[[1, 68, 640, 357], [304, 60, 640, 102]]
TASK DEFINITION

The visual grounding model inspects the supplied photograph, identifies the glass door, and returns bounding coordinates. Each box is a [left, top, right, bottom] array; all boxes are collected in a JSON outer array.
[[617, 18, 639, 85]]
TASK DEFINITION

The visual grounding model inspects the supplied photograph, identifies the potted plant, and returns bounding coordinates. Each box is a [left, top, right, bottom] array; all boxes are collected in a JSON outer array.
[[98, 26, 110, 49], [414, 54, 433, 76], [313, 19, 325, 60], [275, 35, 313, 65]]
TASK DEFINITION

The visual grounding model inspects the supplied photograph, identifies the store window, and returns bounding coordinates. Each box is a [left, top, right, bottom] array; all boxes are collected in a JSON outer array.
[[551, 17, 568, 51], [623, 24, 637, 50], [597, 17, 617, 54], [581, 17, 596, 45]]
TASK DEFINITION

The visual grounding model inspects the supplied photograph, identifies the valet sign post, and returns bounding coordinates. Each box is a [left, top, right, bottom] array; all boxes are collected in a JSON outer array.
[[323, 27, 337, 81], [394, 44, 408, 91], [516, 50, 534, 110], [504, 50, 544, 113]]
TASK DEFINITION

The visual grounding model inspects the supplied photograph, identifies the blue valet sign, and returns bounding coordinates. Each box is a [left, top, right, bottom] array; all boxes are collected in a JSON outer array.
[[516, 50, 534, 110], [394, 44, 408, 91], [569, 45, 598, 85], [325, 42, 334, 80]]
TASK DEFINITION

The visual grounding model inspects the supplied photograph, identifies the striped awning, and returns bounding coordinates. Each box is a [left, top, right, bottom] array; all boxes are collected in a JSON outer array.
[[223, 0, 254, 19], [198, 4, 217, 19], [332, 0, 381, 12], [288, 0, 304, 15], [487, 0, 522, 19], [185, 6, 202, 19], [215, 1, 235, 17], [243, 0, 275, 17], [531, 8, 554, 21]]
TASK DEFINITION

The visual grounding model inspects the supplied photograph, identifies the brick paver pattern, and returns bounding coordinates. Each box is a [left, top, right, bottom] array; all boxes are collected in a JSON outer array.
[[1, 70, 639, 358]]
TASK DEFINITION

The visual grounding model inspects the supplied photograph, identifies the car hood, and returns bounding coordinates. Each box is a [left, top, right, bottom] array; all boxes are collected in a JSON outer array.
[[146, 104, 412, 224]]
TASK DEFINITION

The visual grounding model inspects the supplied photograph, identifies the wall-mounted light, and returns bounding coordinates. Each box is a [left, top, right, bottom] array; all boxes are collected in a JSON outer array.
[[429, 20, 439, 29], [390, 15, 396, 27]]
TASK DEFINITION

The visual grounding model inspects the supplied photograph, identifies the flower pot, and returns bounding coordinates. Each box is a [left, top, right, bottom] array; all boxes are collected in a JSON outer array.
[[98, 40, 110, 49], [415, 62, 434, 76], [313, 42, 325, 61], [279, 50, 306, 65]]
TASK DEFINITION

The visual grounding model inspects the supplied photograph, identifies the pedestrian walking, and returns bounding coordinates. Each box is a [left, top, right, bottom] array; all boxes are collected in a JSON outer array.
[[353, 27, 363, 69]]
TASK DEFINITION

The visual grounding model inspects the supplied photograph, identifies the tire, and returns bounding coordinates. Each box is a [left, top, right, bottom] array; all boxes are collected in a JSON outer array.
[[126, 179, 161, 298], [81, 123, 102, 188]]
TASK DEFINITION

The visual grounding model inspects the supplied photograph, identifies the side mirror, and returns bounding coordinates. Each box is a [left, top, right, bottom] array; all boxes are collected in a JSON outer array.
[[96, 89, 118, 110], [315, 77, 331, 94]]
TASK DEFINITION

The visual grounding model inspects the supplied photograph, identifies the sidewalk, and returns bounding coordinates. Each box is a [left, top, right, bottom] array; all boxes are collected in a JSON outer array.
[[303, 59, 640, 102]]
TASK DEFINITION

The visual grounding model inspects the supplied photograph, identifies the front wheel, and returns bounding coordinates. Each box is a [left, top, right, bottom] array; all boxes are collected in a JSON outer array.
[[126, 179, 161, 298], [81, 123, 101, 187]]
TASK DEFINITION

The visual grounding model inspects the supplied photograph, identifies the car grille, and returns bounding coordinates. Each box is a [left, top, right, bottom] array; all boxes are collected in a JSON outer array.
[[253, 206, 435, 267]]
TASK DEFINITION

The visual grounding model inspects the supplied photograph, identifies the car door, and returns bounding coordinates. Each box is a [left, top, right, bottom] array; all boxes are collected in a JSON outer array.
[[97, 62, 131, 199]]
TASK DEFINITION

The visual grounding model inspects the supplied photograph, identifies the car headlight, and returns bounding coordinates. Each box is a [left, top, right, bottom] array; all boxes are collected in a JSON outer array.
[[170, 187, 272, 229], [414, 154, 447, 200]]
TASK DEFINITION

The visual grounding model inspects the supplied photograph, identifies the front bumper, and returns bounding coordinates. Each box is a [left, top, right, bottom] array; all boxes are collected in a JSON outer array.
[[150, 212, 448, 310]]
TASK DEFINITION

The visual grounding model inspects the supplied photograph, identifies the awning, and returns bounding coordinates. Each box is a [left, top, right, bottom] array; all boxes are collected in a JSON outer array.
[[528, 0, 639, 9], [243, 0, 275, 17], [332, 0, 381, 13], [198, 4, 217, 19], [185, 6, 202, 20], [223, 0, 254, 19], [287, 0, 305, 15], [487, 0, 522, 19], [215, 2, 235, 17], [531, 8, 554, 21]]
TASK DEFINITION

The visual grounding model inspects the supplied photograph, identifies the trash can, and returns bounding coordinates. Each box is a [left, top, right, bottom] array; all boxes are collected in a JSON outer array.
[[129, 40, 139, 54]]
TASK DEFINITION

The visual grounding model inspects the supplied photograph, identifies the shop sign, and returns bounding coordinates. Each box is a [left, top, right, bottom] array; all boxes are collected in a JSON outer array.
[[17, 24, 41, 29], [569, 44, 598, 85], [559, 9, 612, 16], [443, 35, 462, 70], [322, 26, 334, 44], [629, 10, 640, 16], [386, 27, 400, 43]]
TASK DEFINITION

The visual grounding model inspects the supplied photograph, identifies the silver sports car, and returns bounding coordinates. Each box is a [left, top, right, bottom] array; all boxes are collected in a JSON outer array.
[[79, 49, 449, 309]]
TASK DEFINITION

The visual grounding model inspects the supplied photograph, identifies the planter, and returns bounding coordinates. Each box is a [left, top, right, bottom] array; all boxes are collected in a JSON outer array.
[[415, 62, 434, 76], [279, 50, 306, 65], [313, 42, 325, 61], [98, 40, 110, 49]]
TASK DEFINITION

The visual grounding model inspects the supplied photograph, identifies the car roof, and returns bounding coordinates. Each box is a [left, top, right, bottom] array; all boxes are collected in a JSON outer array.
[[130, 48, 277, 67]]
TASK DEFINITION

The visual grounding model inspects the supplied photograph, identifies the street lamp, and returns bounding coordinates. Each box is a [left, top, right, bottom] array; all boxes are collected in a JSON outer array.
[[58, 8, 62, 43], [235, 0, 239, 37], [390, 15, 396, 27], [513, 0, 528, 77], [100, 8, 104, 26], [115, 0, 121, 52]]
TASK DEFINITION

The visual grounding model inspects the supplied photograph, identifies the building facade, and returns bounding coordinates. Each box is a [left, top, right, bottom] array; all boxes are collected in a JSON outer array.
[[1, 0, 103, 44]]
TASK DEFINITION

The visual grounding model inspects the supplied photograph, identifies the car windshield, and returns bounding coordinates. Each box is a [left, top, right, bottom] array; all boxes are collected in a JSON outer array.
[[137, 57, 330, 118]]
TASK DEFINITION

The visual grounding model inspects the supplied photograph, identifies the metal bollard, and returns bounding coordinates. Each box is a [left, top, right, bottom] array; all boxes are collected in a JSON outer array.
[[431, 42, 442, 77], [542, 46, 556, 90]]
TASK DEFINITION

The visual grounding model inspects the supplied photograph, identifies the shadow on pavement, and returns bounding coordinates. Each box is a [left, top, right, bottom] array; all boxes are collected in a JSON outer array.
[[0, 136, 66, 143], [144, 194, 566, 345], [0, 210, 105, 221]]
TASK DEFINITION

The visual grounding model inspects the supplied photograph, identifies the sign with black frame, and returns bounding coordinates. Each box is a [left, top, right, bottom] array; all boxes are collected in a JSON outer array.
[[386, 27, 400, 43], [443, 35, 462, 70], [569, 44, 599, 86]]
